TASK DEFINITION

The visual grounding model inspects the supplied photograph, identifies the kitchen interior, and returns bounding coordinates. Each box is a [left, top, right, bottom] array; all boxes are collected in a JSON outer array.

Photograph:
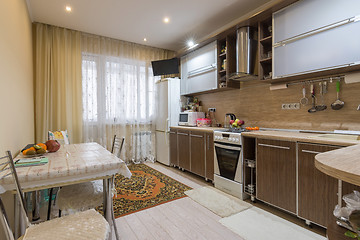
[[160, 0, 360, 239], [2, 0, 360, 239]]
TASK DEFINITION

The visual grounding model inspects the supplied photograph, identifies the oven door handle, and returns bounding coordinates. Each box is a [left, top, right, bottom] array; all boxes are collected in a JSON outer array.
[[214, 143, 241, 151]]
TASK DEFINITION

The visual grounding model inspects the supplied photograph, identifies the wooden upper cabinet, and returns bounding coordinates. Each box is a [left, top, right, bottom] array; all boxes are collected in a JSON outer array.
[[169, 128, 178, 167], [298, 143, 340, 227], [205, 132, 214, 181], [177, 130, 190, 171], [256, 138, 296, 214], [190, 130, 205, 177]]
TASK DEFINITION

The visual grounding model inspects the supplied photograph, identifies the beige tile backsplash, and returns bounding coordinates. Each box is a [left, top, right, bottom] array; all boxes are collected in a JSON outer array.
[[196, 80, 360, 131]]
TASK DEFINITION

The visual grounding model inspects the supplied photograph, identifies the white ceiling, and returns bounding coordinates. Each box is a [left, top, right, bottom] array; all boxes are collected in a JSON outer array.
[[27, 0, 271, 51]]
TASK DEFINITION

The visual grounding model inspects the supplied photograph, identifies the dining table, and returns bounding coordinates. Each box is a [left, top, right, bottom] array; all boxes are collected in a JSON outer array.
[[0, 142, 132, 239]]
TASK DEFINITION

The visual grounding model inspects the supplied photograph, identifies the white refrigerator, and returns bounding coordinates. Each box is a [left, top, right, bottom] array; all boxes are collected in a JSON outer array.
[[155, 78, 180, 166]]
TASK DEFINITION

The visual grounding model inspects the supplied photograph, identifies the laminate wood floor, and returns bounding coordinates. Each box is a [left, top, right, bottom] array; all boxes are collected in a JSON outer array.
[[111, 162, 243, 240], [111, 162, 326, 240]]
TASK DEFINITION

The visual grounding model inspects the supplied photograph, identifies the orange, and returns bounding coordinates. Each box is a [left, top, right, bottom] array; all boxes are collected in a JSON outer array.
[[37, 143, 47, 151]]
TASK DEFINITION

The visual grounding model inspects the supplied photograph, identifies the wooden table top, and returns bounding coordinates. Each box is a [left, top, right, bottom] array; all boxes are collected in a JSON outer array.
[[315, 144, 360, 186]]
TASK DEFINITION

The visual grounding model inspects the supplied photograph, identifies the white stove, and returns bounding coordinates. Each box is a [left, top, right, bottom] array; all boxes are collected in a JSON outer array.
[[213, 130, 242, 145], [213, 129, 246, 199]]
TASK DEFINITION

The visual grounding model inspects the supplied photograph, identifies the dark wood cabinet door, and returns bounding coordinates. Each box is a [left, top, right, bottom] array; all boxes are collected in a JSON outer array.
[[169, 128, 178, 167], [177, 130, 190, 171], [190, 130, 205, 177], [298, 143, 340, 227], [205, 133, 214, 181], [257, 139, 296, 214]]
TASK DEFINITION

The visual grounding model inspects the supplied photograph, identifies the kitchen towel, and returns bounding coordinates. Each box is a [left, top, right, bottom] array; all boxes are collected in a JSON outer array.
[[185, 186, 251, 217], [220, 207, 326, 240]]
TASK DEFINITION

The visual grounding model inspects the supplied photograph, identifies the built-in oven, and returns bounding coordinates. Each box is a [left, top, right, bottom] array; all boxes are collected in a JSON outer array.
[[213, 130, 245, 199]]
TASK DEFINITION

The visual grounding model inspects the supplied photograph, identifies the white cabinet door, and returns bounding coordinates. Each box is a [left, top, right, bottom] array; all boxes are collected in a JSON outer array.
[[273, 0, 360, 79], [180, 56, 189, 95], [180, 41, 217, 95], [273, 0, 360, 43]]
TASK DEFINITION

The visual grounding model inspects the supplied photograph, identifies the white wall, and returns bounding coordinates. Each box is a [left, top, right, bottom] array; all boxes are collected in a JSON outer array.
[[0, 1, 34, 154], [0, 0, 34, 237]]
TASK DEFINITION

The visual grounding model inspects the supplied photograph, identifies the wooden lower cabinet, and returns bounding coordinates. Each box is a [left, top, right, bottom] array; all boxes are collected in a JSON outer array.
[[298, 143, 340, 227], [169, 129, 178, 166], [190, 130, 205, 177], [169, 128, 214, 181], [257, 138, 296, 214], [177, 130, 190, 171], [205, 133, 214, 181]]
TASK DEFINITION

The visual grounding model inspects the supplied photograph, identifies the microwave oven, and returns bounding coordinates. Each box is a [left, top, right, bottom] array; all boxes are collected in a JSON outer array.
[[178, 112, 205, 126]]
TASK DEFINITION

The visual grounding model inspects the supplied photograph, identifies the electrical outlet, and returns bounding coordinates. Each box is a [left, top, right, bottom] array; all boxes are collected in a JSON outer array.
[[208, 108, 216, 112], [282, 103, 300, 110]]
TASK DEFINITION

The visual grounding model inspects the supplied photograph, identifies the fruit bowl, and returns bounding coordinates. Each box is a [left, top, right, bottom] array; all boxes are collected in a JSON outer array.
[[229, 119, 244, 129]]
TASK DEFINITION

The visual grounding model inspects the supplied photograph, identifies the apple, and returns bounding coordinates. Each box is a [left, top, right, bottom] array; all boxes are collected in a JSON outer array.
[[229, 120, 235, 124]]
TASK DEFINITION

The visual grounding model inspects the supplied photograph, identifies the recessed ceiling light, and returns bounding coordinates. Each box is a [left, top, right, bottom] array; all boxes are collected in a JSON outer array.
[[163, 17, 170, 23], [143, 38, 147, 42], [65, 6, 72, 12], [187, 40, 198, 49], [187, 40, 195, 47]]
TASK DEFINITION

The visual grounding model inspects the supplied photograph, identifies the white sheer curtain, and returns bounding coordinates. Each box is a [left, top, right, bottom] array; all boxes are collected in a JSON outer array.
[[81, 34, 174, 163]]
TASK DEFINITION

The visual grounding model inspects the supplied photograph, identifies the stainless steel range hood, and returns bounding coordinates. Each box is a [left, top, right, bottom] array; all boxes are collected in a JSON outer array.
[[229, 26, 258, 81]]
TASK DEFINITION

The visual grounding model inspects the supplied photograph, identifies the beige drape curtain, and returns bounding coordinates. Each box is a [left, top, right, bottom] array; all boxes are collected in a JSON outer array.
[[34, 23, 83, 143], [81, 33, 175, 163], [33, 23, 175, 162]]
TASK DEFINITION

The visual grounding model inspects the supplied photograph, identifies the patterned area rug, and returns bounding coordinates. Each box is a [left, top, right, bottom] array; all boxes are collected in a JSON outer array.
[[98, 164, 191, 218]]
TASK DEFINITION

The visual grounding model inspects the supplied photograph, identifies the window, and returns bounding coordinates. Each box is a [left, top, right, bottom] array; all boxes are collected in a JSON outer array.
[[82, 56, 98, 122], [82, 53, 159, 124]]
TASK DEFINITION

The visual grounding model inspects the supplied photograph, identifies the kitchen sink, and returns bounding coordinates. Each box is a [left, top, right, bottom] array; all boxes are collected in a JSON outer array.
[[314, 133, 360, 141]]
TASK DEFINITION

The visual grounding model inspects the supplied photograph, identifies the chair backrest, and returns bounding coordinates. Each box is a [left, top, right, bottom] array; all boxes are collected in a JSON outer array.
[[111, 135, 125, 158], [48, 130, 70, 145], [0, 151, 30, 240]]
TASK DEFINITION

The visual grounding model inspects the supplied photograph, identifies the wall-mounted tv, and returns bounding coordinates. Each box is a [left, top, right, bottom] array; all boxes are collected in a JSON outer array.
[[151, 58, 179, 76]]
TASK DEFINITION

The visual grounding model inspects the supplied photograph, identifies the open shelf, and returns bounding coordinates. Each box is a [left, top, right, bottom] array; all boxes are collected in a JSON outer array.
[[260, 35, 272, 45], [258, 17, 273, 81], [217, 33, 240, 90], [260, 57, 272, 64]]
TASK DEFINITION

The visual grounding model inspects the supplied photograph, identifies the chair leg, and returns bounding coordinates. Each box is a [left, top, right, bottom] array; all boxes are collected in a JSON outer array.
[[58, 209, 62, 217], [47, 188, 53, 220], [109, 176, 120, 240], [112, 202, 120, 240]]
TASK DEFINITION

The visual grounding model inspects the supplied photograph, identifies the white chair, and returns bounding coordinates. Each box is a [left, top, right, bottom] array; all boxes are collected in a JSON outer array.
[[51, 135, 125, 240], [0, 151, 110, 240]]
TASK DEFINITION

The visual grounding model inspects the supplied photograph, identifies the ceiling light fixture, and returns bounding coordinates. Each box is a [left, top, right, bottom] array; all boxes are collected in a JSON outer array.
[[65, 6, 72, 12], [187, 40, 199, 49], [143, 38, 147, 42], [163, 17, 170, 23]]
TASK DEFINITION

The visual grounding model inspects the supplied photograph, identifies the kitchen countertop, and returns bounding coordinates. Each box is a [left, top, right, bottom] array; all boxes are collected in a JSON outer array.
[[315, 144, 360, 186], [170, 127, 360, 146], [241, 130, 360, 147], [170, 126, 224, 133]]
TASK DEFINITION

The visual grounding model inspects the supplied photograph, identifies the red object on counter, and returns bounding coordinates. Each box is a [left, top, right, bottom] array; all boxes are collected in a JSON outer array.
[[196, 118, 211, 127]]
